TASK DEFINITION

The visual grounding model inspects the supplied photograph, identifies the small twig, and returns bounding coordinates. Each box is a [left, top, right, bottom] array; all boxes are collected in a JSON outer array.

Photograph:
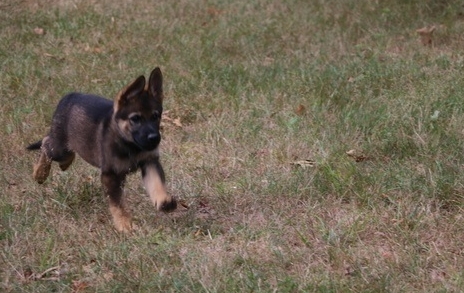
[[29, 266, 61, 281]]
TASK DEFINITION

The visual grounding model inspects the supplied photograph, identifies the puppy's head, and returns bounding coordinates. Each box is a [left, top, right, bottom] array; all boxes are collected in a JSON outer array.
[[114, 68, 164, 151]]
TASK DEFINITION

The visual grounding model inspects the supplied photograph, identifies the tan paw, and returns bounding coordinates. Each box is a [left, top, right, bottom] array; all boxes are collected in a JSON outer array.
[[113, 216, 133, 233], [110, 205, 133, 233], [32, 161, 51, 184]]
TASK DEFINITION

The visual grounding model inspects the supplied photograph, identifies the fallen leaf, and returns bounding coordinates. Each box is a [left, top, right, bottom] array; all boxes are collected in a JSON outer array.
[[162, 112, 183, 128], [84, 44, 103, 53], [172, 118, 182, 127], [207, 7, 223, 17], [346, 149, 369, 162], [416, 26, 435, 46], [290, 159, 316, 169], [194, 228, 202, 237], [179, 199, 190, 209], [346, 149, 357, 156], [72, 280, 90, 292], [33, 27, 45, 35], [294, 104, 306, 116], [355, 156, 368, 162], [23, 267, 33, 280]]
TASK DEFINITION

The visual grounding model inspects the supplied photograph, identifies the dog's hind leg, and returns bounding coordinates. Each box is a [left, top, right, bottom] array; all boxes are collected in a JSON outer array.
[[32, 136, 52, 184], [141, 160, 177, 212], [32, 136, 75, 183]]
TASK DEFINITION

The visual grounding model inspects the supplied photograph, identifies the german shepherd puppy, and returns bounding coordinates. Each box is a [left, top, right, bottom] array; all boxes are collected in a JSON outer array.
[[27, 67, 177, 232]]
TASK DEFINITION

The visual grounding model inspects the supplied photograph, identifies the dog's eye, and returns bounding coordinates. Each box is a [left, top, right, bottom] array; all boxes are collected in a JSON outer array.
[[129, 115, 142, 124], [152, 112, 160, 120]]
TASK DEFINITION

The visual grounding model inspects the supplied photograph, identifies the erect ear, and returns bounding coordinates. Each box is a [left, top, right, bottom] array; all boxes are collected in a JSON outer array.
[[148, 67, 163, 99], [115, 75, 146, 111]]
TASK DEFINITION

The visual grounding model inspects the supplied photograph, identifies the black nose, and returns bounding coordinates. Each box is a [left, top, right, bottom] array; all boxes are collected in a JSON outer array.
[[147, 133, 160, 143]]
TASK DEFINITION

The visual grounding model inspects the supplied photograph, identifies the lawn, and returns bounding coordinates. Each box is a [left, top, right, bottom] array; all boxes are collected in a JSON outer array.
[[1, 0, 464, 292]]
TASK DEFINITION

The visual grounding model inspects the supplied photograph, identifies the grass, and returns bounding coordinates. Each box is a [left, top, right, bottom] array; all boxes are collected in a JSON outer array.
[[1, 0, 464, 291]]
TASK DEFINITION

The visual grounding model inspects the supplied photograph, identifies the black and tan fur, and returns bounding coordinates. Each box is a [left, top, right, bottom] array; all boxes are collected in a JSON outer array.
[[27, 67, 177, 232]]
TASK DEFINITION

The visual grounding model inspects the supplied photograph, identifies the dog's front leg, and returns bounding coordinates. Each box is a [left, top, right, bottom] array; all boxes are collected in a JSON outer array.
[[101, 171, 132, 232], [141, 160, 177, 212]]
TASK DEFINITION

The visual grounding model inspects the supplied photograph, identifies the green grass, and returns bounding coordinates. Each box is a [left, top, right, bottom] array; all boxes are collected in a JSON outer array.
[[2, 0, 464, 292]]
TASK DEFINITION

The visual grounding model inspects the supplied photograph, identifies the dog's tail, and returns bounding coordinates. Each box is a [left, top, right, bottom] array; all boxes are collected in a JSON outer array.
[[26, 140, 42, 151]]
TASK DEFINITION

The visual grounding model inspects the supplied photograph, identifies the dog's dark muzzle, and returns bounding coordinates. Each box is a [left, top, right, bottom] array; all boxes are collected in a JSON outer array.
[[134, 132, 161, 151]]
